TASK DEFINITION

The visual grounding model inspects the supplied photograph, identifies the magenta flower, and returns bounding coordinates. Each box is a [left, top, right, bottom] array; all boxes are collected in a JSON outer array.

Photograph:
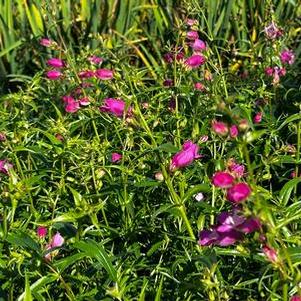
[[78, 70, 95, 79], [199, 229, 219, 246], [262, 245, 278, 263], [280, 49, 295, 65], [227, 159, 245, 178], [185, 54, 206, 68], [191, 39, 206, 52], [212, 171, 234, 188], [37, 227, 47, 238], [46, 70, 62, 80], [163, 53, 174, 64], [227, 183, 251, 203], [51, 232, 64, 248], [62, 96, 80, 113], [40, 38, 53, 47], [194, 82, 205, 91], [212, 120, 228, 136], [229, 125, 239, 138], [88, 55, 103, 65], [79, 97, 90, 106], [47, 58, 65, 68], [291, 296, 301, 301], [99, 98, 131, 117], [265, 67, 274, 76], [186, 18, 198, 26], [264, 21, 282, 39], [95, 68, 114, 80], [0, 160, 13, 175], [253, 112, 263, 124], [186, 30, 199, 40], [170, 140, 201, 171], [112, 153, 122, 163]]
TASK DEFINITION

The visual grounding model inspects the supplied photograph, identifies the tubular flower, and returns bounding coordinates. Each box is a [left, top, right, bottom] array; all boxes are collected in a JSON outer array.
[[170, 140, 201, 171]]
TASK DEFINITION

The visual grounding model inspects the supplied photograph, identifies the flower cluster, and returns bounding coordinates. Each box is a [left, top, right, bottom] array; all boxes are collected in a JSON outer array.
[[199, 210, 261, 246]]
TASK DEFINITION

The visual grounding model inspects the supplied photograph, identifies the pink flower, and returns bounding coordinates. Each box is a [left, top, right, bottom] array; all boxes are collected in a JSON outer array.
[[163, 52, 174, 64], [194, 82, 205, 91], [186, 30, 199, 40], [185, 54, 206, 68], [194, 192, 204, 202], [199, 135, 208, 143], [229, 125, 239, 138], [46, 70, 62, 80], [37, 227, 47, 238], [99, 98, 131, 117], [79, 97, 90, 106], [291, 295, 301, 301], [227, 159, 245, 178], [47, 58, 65, 68], [186, 18, 198, 26], [62, 96, 80, 113], [51, 232, 64, 248], [40, 38, 53, 47], [253, 112, 263, 124], [262, 245, 278, 263], [170, 140, 201, 171], [191, 39, 206, 52], [212, 171, 234, 188], [88, 55, 103, 65], [280, 49, 295, 65], [78, 70, 95, 79], [212, 120, 228, 136], [226, 183, 251, 203], [265, 67, 274, 76], [95, 68, 114, 80], [0, 160, 13, 175], [112, 153, 122, 163], [264, 21, 282, 39]]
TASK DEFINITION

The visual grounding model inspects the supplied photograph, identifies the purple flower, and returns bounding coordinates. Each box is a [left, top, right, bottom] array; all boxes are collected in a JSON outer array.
[[46, 70, 62, 80], [185, 54, 206, 68], [163, 53, 174, 64], [280, 49, 295, 65], [47, 58, 65, 68], [264, 21, 282, 39], [170, 140, 201, 171], [199, 210, 260, 247], [0, 160, 13, 175], [163, 79, 174, 87], [95, 68, 114, 80], [99, 98, 131, 117]]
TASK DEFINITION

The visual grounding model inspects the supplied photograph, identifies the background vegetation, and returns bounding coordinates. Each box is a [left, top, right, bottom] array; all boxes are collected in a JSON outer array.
[[0, 0, 301, 300]]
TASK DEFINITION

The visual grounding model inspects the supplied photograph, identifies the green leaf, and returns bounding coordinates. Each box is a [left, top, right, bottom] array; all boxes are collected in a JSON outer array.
[[74, 239, 117, 281], [158, 143, 179, 153], [6, 231, 40, 254], [279, 177, 301, 206], [24, 273, 33, 301]]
